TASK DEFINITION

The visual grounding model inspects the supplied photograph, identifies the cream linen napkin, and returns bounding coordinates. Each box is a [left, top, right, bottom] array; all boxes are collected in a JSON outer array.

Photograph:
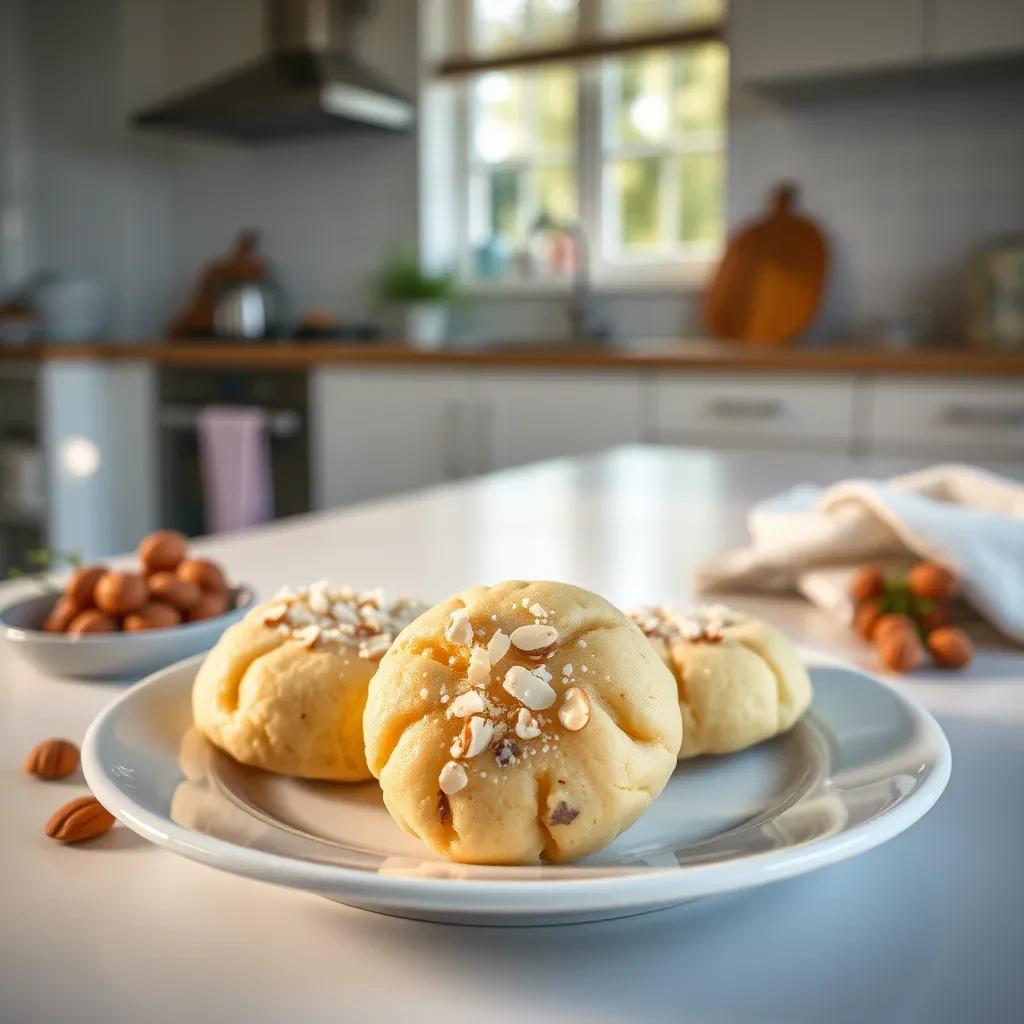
[[696, 464, 1024, 645]]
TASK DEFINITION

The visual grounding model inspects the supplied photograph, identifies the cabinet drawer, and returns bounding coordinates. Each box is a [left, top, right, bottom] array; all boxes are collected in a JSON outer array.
[[867, 380, 1024, 457], [651, 375, 856, 449]]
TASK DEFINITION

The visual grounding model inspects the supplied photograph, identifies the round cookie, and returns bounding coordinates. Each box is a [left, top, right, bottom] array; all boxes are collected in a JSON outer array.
[[363, 580, 682, 865], [629, 604, 812, 759], [193, 582, 426, 781]]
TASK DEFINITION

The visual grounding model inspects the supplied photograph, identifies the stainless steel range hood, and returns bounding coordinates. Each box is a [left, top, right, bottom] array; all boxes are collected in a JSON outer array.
[[132, 0, 414, 142]]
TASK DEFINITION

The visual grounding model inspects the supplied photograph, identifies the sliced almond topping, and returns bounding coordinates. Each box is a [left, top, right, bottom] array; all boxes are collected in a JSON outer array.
[[558, 686, 591, 731], [529, 602, 547, 617], [358, 633, 392, 661], [486, 629, 511, 664], [502, 665, 557, 711], [438, 760, 468, 795], [286, 603, 316, 626], [447, 689, 486, 719], [450, 715, 494, 759], [533, 663, 553, 683], [510, 623, 558, 652], [514, 708, 541, 740], [295, 624, 321, 650], [308, 585, 330, 616], [467, 645, 491, 687], [262, 602, 289, 626], [445, 607, 474, 646], [330, 601, 360, 625]]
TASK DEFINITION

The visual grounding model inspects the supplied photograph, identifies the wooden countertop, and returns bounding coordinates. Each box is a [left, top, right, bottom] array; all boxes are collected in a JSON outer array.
[[2, 338, 1024, 375]]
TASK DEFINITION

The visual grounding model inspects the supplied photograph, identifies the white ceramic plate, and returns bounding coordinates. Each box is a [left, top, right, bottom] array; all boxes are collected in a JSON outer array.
[[83, 652, 950, 926], [1, 587, 255, 680]]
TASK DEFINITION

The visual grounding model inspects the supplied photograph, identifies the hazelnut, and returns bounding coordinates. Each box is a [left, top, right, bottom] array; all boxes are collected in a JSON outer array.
[[138, 530, 188, 573], [927, 626, 973, 669], [43, 596, 78, 633], [908, 562, 958, 601], [67, 609, 119, 635], [94, 571, 149, 615], [177, 559, 227, 594], [850, 565, 885, 604], [853, 600, 883, 641], [876, 628, 924, 673], [147, 571, 201, 611], [64, 564, 107, 611], [187, 590, 229, 622], [123, 601, 182, 632], [872, 613, 916, 644]]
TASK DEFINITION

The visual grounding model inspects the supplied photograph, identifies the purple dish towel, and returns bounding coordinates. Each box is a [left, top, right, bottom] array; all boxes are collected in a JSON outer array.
[[197, 405, 274, 534]]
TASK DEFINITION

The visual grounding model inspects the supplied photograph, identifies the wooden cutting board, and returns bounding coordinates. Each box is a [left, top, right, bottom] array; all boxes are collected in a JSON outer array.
[[704, 184, 828, 346]]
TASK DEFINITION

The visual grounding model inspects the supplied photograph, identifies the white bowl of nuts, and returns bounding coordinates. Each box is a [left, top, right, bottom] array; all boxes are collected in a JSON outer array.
[[0, 530, 255, 680]]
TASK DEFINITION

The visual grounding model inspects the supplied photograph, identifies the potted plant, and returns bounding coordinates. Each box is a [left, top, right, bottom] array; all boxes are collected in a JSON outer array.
[[375, 249, 455, 350]]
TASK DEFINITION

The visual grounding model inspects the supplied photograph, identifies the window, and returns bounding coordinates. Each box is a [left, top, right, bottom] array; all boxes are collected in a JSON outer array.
[[443, 0, 728, 287]]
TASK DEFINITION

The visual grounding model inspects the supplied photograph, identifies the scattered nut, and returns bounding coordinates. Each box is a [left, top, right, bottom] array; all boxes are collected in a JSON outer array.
[[177, 559, 227, 594], [147, 571, 201, 611], [486, 629, 511, 664], [466, 645, 491, 686], [502, 665, 557, 711], [23, 738, 80, 779], [876, 628, 924, 673], [44, 795, 115, 843], [64, 564, 107, 610], [67, 609, 119, 636], [450, 715, 494, 759], [138, 530, 188, 573], [850, 565, 885, 604], [509, 623, 558, 652], [854, 601, 883, 641], [558, 686, 591, 732], [514, 708, 541, 741], [908, 562, 958, 602], [123, 601, 182, 631], [447, 689, 486, 719], [927, 626, 974, 669], [438, 760, 468, 795], [94, 571, 149, 615]]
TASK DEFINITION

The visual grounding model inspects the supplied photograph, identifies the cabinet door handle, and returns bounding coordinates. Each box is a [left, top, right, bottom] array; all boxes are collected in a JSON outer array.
[[706, 397, 785, 421], [938, 404, 1024, 429]]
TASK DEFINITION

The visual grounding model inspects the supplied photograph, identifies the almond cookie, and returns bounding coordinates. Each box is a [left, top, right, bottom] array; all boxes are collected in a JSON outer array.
[[630, 604, 812, 759], [363, 581, 682, 865], [192, 582, 426, 781]]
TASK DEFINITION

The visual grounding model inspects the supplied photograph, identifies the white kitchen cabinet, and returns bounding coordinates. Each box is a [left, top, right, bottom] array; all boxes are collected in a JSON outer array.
[[312, 368, 477, 509], [650, 374, 859, 452], [926, 0, 1024, 62], [865, 378, 1024, 458], [473, 371, 644, 473], [730, 0, 926, 84]]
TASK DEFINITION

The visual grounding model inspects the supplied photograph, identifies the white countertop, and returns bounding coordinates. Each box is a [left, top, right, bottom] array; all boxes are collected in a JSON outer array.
[[3, 446, 1023, 1024]]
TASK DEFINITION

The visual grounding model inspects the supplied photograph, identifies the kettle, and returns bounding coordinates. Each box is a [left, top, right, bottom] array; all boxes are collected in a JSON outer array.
[[213, 279, 282, 339]]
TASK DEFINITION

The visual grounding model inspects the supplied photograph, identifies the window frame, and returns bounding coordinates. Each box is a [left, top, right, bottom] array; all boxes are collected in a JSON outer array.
[[437, 0, 726, 293]]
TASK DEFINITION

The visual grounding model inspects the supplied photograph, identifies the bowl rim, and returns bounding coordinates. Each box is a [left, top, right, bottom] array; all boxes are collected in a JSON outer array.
[[0, 584, 256, 644]]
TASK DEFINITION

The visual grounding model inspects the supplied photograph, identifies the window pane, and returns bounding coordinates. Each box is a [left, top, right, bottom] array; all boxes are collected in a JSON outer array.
[[472, 72, 523, 162], [533, 0, 578, 44], [536, 65, 576, 152], [534, 164, 576, 223], [611, 157, 662, 251], [604, 0, 724, 31], [677, 152, 722, 243], [473, 0, 527, 54], [614, 52, 672, 145], [672, 43, 728, 135]]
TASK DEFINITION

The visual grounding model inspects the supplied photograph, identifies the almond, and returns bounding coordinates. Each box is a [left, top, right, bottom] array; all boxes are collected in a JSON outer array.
[[927, 626, 973, 669], [908, 562, 958, 601], [558, 686, 591, 732], [444, 607, 474, 646], [850, 565, 885, 604], [509, 623, 558, 652], [872, 613, 916, 644], [502, 665, 557, 710], [876, 628, 924, 673], [24, 738, 80, 779], [853, 600, 883, 641], [138, 529, 187, 572], [486, 629, 511, 664], [450, 715, 494, 759], [45, 795, 115, 843], [438, 760, 468, 795]]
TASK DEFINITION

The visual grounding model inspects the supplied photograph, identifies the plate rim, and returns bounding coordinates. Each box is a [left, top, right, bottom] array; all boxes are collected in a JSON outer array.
[[81, 653, 952, 914]]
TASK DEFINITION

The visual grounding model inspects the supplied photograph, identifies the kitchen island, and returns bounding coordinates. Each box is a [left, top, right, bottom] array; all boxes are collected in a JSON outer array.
[[1, 445, 1022, 1023]]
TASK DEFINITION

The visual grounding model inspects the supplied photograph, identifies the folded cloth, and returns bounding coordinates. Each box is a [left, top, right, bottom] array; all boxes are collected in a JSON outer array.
[[696, 464, 1024, 645], [197, 405, 274, 534]]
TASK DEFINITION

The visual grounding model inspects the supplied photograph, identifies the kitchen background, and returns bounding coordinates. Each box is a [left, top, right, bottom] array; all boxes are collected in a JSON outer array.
[[1, 0, 1023, 574]]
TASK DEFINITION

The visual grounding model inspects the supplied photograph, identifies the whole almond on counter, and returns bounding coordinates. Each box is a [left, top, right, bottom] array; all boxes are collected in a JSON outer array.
[[850, 565, 885, 604], [147, 571, 201, 611], [24, 738, 80, 779], [95, 571, 149, 615], [67, 608, 119, 636], [187, 589, 229, 622], [177, 558, 227, 594], [43, 597, 79, 633], [123, 600, 182, 631], [908, 562, 958, 601], [877, 628, 924, 673], [45, 795, 115, 843], [138, 529, 188, 573], [853, 600, 883, 640], [927, 626, 974, 669], [64, 564, 107, 611], [872, 613, 916, 644]]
